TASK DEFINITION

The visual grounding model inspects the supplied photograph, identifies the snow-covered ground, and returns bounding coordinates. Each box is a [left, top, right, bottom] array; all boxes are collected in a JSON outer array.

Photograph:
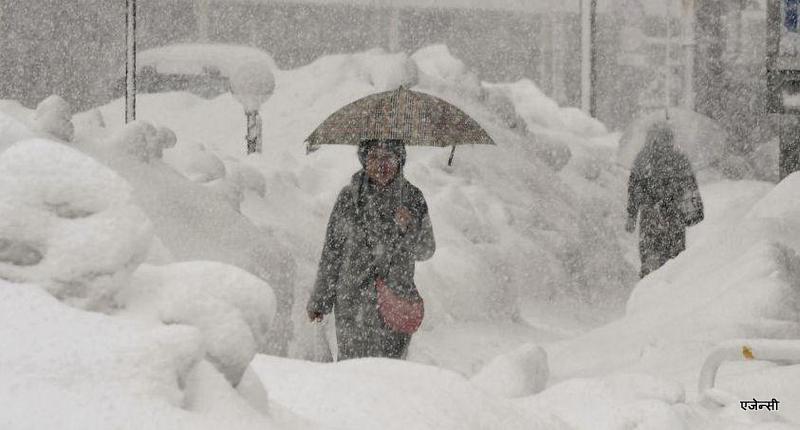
[[1, 45, 799, 429]]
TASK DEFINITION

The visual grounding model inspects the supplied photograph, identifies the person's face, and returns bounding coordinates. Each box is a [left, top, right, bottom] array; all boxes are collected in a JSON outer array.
[[366, 147, 400, 188]]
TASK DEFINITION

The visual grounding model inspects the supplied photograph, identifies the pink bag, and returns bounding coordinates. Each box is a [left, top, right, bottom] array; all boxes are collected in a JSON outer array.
[[375, 277, 424, 334]]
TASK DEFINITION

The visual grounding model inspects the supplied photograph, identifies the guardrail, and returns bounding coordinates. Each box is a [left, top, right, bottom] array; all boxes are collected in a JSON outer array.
[[698, 339, 800, 394]]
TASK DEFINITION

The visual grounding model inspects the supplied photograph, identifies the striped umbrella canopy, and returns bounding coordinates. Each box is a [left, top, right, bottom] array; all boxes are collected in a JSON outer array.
[[305, 86, 495, 161]]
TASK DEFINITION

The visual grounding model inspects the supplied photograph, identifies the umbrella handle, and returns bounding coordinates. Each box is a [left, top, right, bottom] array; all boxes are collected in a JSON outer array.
[[448, 145, 456, 166]]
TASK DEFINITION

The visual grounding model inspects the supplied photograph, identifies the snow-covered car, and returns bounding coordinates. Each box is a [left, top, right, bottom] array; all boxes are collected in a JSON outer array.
[[113, 43, 276, 99]]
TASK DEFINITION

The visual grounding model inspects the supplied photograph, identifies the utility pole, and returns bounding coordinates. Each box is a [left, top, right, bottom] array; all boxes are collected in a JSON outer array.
[[125, 0, 136, 123], [388, 6, 401, 53], [681, 0, 696, 109], [580, 0, 598, 117]]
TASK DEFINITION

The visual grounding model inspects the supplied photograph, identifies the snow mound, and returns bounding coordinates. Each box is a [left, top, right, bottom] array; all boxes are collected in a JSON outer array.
[[33, 94, 74, 142], [546, 178, 800, 421], [0, 106, 35, 151], [0, 280, 284, 430], [121, 262, 277, 385], [470, 343, 549, 398], [110, 120, 178, 162], [251, 355, 571, 430], [412, 44, 483, 100], [517, 373, 687, 430], [77, 124, 297, 355], [484, 80, 607, 138], [0, 139, 152, 310], [163, 140, 227, 183]]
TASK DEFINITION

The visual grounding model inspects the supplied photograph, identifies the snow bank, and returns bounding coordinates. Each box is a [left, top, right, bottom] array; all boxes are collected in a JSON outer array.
[[33, 94, 75, 142], [70, 118, 297, 355], [412, 45, 482, 100], [0, 105, 35, 150], [251, 355, 570, 430], [86, 44, 635, 364], [485, 80, 607, 138], [544, 177, 800, 423], [121, 262, 277, 385], [0, 139, 152, 310], [470, 343, 549, 398], [517, 373, 687, 430], [0, 280, 289, 430]]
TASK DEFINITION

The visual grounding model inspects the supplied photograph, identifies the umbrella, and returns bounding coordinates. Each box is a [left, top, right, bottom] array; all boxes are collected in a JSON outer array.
[[304, 86, 495, 165], [617, 108, 728, 171]]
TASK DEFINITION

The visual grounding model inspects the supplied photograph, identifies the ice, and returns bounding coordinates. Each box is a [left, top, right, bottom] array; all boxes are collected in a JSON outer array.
[[0, 139, 152, 310]]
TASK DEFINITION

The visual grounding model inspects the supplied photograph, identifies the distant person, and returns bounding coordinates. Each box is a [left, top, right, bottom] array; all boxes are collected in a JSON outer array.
[[307, 139, 435, 360], [626, 124, 703, 278]]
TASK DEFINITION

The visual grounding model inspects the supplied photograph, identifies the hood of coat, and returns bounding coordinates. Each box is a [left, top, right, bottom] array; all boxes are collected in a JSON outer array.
[[357, 139, 407, 169]]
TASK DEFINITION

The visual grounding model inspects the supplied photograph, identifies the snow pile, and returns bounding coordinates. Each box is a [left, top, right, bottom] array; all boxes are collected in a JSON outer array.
[[121, 261, 277, 386], [71, 118, 297, 355], [0, 139, 152, 310], [518, 373, 688, 430], [0, 280, 289, 430], [412, 45, 482, 100], [470, 343, 549, 398], [84, 45, 636, 365], [32, 94, 75, 142], [0, 104, 35, 150], [0, 131, 298, 428], [251, 355, 571, 430], [544, 178, 800, 422], [110, 120, 178, 162], [485, 79, 607, 138]]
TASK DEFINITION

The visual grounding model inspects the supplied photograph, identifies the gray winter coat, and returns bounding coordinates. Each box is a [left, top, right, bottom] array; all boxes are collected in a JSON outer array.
[[627, 143, 701, 278], [308, 170, 435, 360]]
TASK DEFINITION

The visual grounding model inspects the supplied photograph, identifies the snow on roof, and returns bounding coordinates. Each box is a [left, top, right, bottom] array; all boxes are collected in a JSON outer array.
[[137, 43, 277, 77]]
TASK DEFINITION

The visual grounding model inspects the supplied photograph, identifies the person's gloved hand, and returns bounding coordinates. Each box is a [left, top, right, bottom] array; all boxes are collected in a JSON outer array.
[[395, 206, 414, 233], [625, 216, 636, 233], [308, 310, 324, 322]]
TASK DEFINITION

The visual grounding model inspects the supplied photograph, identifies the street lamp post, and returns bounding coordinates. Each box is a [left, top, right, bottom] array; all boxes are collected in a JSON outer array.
[[125, 0, 136, 123], [580, 0, 598, 117]]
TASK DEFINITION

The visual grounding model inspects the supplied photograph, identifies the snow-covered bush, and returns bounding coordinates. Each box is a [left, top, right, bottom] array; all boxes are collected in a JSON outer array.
[[33, 94, 75, 142], [120, 261, 276, 385], [110, 120, 178, 162], [471, 344, 549, 398], [0, 139, 152, 310], [231, 61, 275, 112]]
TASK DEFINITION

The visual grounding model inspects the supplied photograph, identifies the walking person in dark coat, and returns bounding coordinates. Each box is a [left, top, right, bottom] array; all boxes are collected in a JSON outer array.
[[626, 124, 703, 278], [307, 139, 435, 360]]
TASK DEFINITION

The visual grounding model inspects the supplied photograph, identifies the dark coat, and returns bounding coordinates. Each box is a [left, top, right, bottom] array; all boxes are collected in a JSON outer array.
[[627, 144, 701, 278], [308, 170, 435, 360]]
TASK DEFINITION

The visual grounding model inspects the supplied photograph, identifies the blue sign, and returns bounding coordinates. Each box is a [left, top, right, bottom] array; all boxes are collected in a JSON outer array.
[[786, 0, 799, 32]]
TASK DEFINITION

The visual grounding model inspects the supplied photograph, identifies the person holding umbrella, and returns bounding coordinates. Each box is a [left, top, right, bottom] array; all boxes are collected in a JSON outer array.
[[307, 138, 435, 359], [304, 86, 494, 360]]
